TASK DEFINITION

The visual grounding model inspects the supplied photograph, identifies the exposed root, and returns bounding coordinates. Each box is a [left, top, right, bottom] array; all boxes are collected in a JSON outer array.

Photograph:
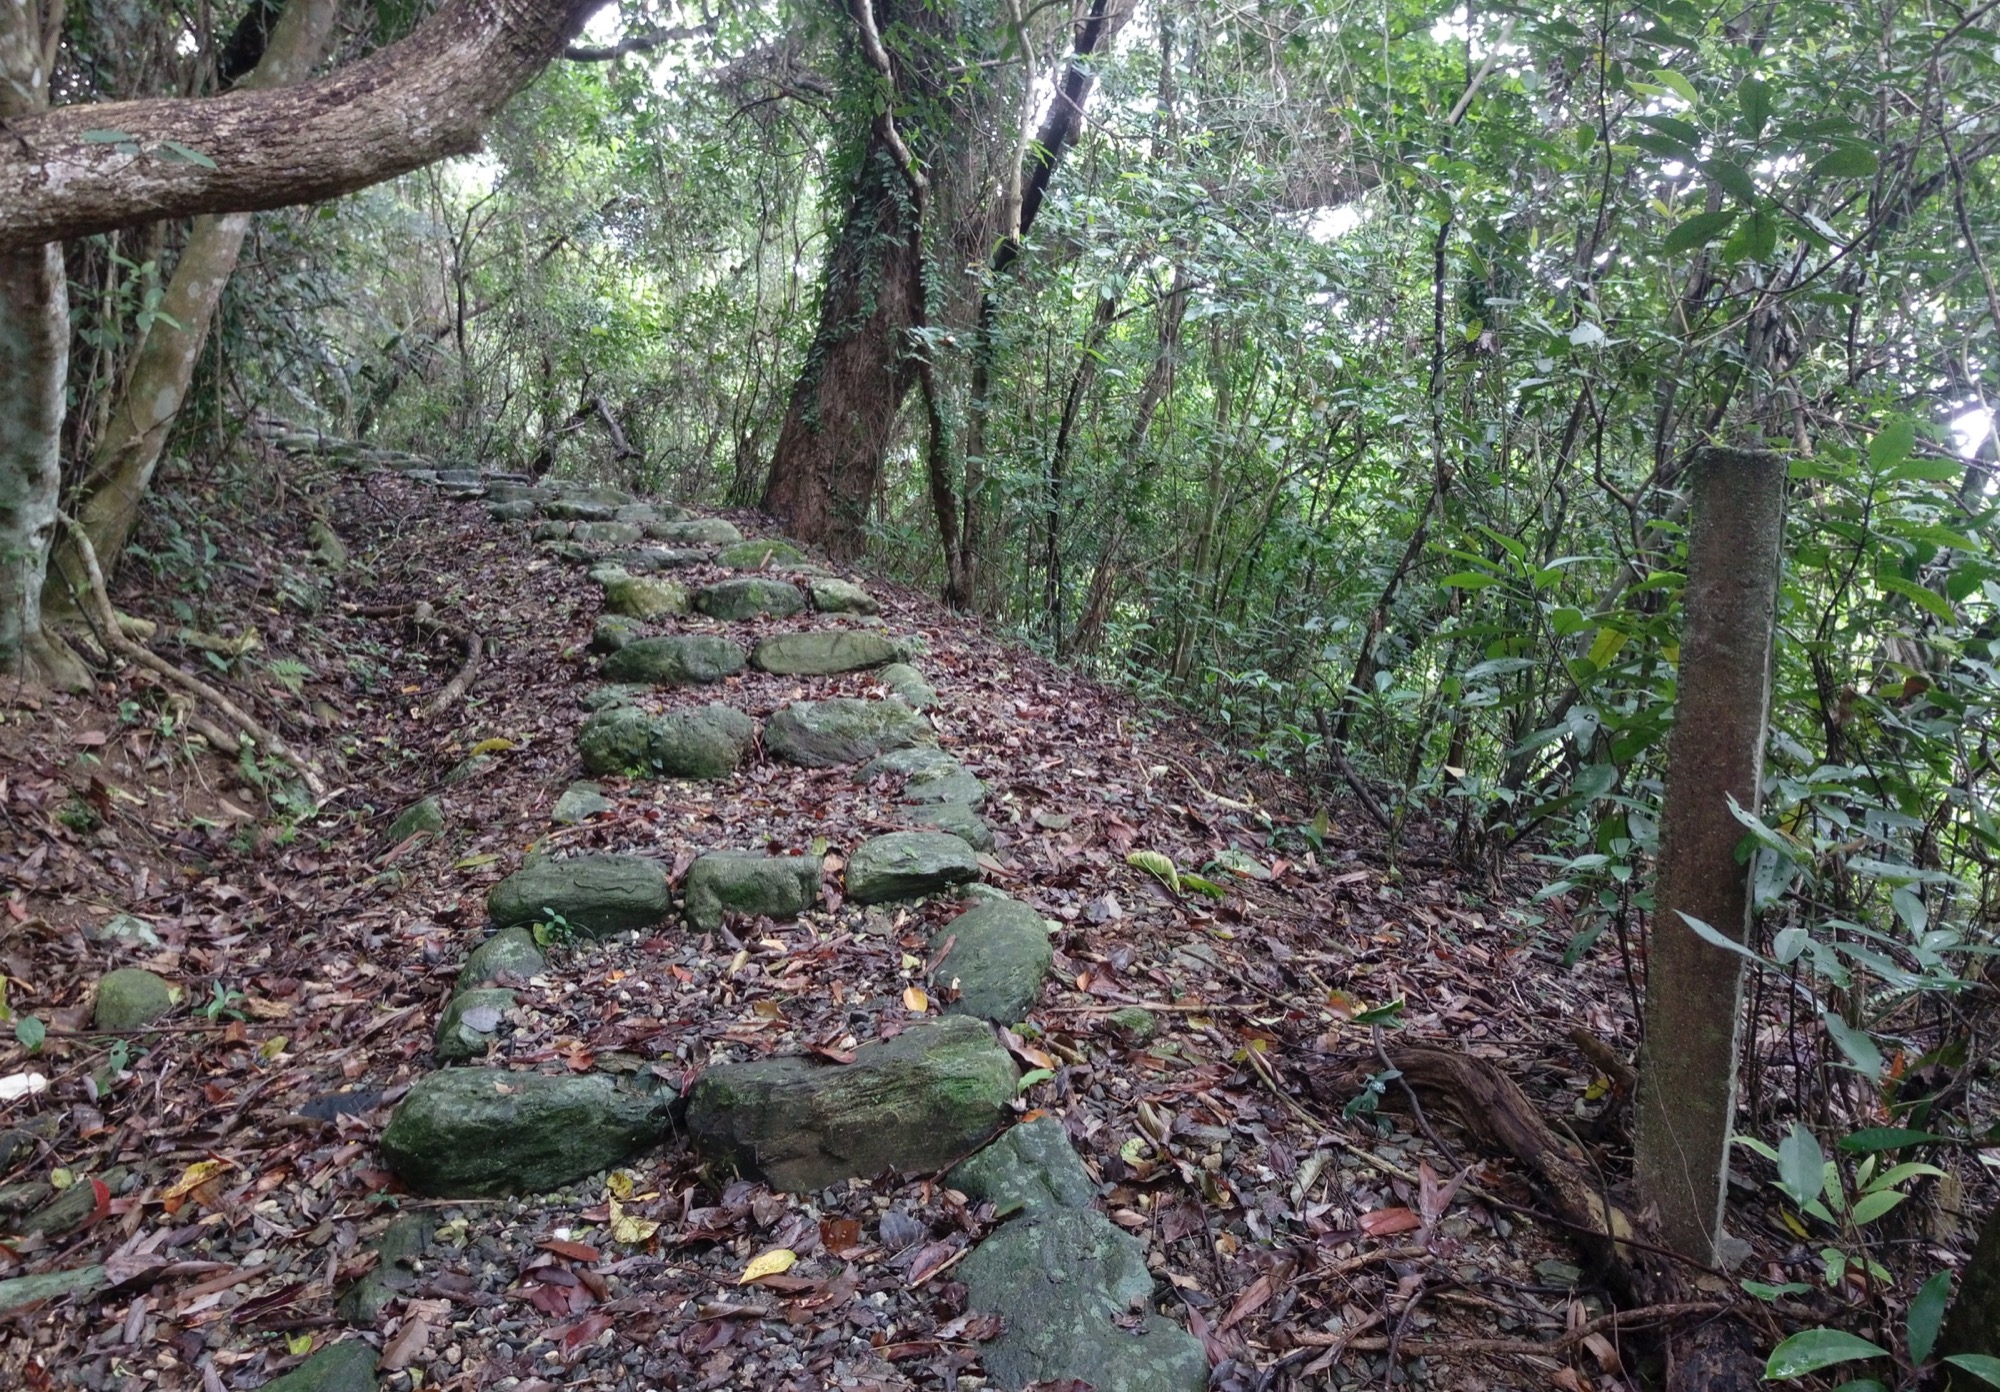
[[352, 600, 483, 719], [56, 513, 327, 799]]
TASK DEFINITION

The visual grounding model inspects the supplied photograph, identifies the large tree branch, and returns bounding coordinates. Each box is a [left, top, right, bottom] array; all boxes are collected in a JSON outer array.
[[0, 0, 606, 252], [565, 20, 711, 61]]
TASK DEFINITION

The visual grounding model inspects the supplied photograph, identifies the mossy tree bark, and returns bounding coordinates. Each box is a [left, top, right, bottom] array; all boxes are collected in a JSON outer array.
[[1632, 446, 1788, 1263], [44, 0, 338, 611]]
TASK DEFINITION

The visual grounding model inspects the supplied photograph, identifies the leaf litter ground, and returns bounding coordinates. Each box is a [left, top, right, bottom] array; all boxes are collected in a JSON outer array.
[[0, 459, 1716, 1391]]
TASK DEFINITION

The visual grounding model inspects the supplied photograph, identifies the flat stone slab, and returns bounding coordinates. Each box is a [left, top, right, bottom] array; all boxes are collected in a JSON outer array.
[[751, 630, 898, 675], [765, 697, 931, 768], [650, 518, 741, 546], [807, 577, 879, 615], [696, 576, 806, 621], [847, 831, 980, 904], [546, 500, 616, 522], [381, 1070, 675, 1197], [931, 898, 1051, 1025], [686, 1015, 1015, 1192], [955, 1124, 1208, 1392], [606, 546, 709, 572], [488, 854, 671, 937], [600, 573, 689, 619], [602, 634, 747, 685], [486, 499, 538, 522], [684, 851, 820, 932], [572, 521, 644, 546], [456, 926, 546, 992], [577, 703, 755, 779]]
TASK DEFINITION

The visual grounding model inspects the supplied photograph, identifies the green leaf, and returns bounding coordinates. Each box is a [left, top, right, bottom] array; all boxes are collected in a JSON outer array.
[[1777, 1122, 1826, 1207], [1812, 147, 1880, 179], [1846, 1188, 1905, 1225], [1837, 1127, 1947, 1153], [1653, 68, 1699, 106], [1738, 77, 1771, 139], [1674, 911, 1769, 967], [1877, 575, 1955, 624], [1441, 571, 1501, 589], [1178, 872, 1228, 899], [1126, 850, 1178, 894], [14, 1015, 46, 1053], [158, 140, 218, 169], [1016, 1068, 1053, 1092], [1703, 159, 1758, 203], [1664, 208, 1739, 255], [1823, 1011, 1885, 1079], [1869, 418, 1917, 470], [1764, 1329, 1889, 1379], [81, 129, 139, 144], [1906, 1269, 1951, 1365], [1351, 998, 1406, 1027], [1741, 1278, 1813, 1301], [1944, 1355, 2000, 1388]]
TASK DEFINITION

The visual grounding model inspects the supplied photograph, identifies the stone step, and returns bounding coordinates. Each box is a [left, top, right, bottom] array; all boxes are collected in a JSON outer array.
[[846, 831, 980, 903], [577, 703, 754, 779], [750, 630, 900, 675], [601, 634, 746, 685], [695, 576, 805, 621], [683, 851, 820, 932], [929, 897, 1052, 1025], [488, 854, 671, 938], [764, 696, 931, 767]]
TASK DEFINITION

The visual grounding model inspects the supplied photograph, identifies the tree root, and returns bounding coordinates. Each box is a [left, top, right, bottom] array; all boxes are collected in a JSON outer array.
[[56, 514, 326, 799], [355, 601, 483, 719], [1356, 1044, 1764, 1390]]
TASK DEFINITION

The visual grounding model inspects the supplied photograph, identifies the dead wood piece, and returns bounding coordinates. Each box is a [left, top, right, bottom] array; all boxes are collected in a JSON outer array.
[[57, 514, 327, 800], [1570, 1027, 1639, 1097], [409, 605, 483, 720]]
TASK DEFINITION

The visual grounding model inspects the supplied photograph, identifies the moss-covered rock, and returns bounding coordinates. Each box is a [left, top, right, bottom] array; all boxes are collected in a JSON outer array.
[[590, 614, 646, 654], [903, 802, 996, 851], [683, 851, 820, 932], [878, 661, 939, 709], [750, 630, 898, 676], [572, 521, 645, 546], [806, 577, 879, 615], [695, 576, 806, 621], [486, 499, 539, 523], [846, 831, 980, 904], [862, 747, 986, 806], [552, 781, 615, 825], [579, 682, 648, 711], [649, 518, 741, 546], [764, 697, 931, 768], [601, 573, 689, 619], [434, 988, 514, 1061], [456, 926, 546, 992], [380, 1069, 675, 1197], [487, 854, 671, 937], [93, 968, 173, 1031], [949, 1116, 1096, 1217], [255, 1339, 379, 1392], [717, 537, 806, 569], [686, 1015, 1015, 1192], [931, 898, 1051, 1025], [531, 520, 572, 542], [546, 500, 617, 522], [385, 795, 445, 844], [601, 634, 747, 685], [576, 703, 754, 779]]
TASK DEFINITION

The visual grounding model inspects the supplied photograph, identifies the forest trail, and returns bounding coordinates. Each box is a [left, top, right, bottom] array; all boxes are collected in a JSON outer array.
[[2, 443, 1637, 1392]]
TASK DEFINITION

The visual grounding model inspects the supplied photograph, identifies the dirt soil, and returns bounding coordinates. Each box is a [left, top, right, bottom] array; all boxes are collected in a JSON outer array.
[[0, 452, 1756, 1392]]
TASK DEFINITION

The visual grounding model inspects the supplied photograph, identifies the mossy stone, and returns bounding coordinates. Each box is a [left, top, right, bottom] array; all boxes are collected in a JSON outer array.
[[601, 573, 690, 619], [434, 988, 514, 1061], [577, 703, 754, 780], [386, 795, 445, 843], [807, 577, 879, 615], [764, 697, 931, 768], [685, 1015, 1015, 1192], [695, 577, 806, 621], [487, 854, 670, 937], [455, 926, 546, 992], [552, 781, 614, 825], [683, 851, 820, 932], [949, 1116, 1096, 1217], [717, 538, 806, 569], [750, 630, 898, 676], [904, 802, 995, 851], [846, 831, 981, 904], [931, 898, 1051, 1025], [256, 1340, 379, 1392], [649, 518, 741, 546], [879, 662, 938, 709], [94, 968, 173, 1031], [601, 634, 746, 685]]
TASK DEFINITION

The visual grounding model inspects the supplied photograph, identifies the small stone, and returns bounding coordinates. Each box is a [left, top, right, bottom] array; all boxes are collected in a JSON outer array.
[[930, 898, 1051, 1025], [685, 1016, 1015, 1192], [615, 502, 685, 525], [716, 537, 806, 569], [601, 634, 747, 685], [435, 988, 515, 1061], [846, 831, 980, 904], [444, 753, 496, 786], [764, 697, 931, 768], [649, 518, 741, 546], [486, 499, 538, 522], [904, 802, 995, 851], [607, 546, 708, 571], [859, 749, 984, 806], [335, 1215, 433, 1324], [1105, 1007, 1159, 1041], [750, 631, 898, 676], [546, 500, 617, 522], [487, 854, 671, 938], [600, 573, 689, 619], [380, 1070, 674, 1197], [93, 913, 161, 949], [456, 927, 546, 992], [878, 662, 938, 709], [552, 781, 614, 825], [93, 968, 173, 1031], [253, 1340, 381, 1392], [695, 576, 806, 621], [531, 521, 572, 542], [806, 577, 879, 615], [386, 795, 446, 844], [683, 852, 820, 932]]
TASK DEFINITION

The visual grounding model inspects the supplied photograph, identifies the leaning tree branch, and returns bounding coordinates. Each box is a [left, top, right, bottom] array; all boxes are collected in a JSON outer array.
[[565, 20, 711, 60], [0, 0, 606, 251], [56, 514, 327, 798]]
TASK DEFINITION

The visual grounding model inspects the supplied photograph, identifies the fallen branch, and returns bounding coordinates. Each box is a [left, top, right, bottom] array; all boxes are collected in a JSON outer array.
[[57, 514, 327, 799], [413, 603, 483, 720]]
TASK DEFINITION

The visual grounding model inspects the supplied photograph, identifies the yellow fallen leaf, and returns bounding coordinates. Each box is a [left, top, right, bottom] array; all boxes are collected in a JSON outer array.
[[468, 738, 517, 756], [902, 986, 929, 1014], [164, 1159, 229, 1203], [608, 1198, 660, 1245], [286, 1333, 315, 1357], [257, 1035, 288, 1061], [605, 1170, 637, 1200], [738, 1248, 797, 1284], [49, 1168, 73, 1190]]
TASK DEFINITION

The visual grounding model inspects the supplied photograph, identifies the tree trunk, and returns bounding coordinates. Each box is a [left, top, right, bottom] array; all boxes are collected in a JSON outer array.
[[0, 246, 86, 687], [1633, 446, 1787, 1264], [0, 0, 604, 252], [45, 0, 337, 607], [1943, 1198, 2000, 1367], [761, 135, 921, 558]]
